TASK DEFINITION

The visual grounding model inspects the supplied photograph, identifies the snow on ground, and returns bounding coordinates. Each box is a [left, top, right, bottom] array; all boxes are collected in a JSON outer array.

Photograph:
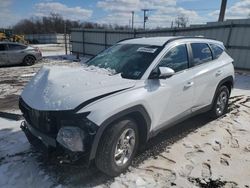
[[0, 44, 250, 187], [108, 95, 250, 188], [32, 44, 66, 57]]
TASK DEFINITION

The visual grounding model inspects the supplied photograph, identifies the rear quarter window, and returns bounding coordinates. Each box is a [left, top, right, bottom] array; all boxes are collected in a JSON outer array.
[[210, 43, 224, 59], [191, 43, 212, 66]]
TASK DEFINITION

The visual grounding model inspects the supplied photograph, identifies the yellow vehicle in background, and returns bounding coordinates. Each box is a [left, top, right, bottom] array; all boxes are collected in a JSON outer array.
[[0, 29, 27, 44], [0, 32, 7, 41], [12, 34, 27, 44]]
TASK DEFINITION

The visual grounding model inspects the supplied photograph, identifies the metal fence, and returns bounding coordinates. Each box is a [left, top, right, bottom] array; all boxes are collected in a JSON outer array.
[[25, 34, 70, 44], [71, 19, 250, 70]]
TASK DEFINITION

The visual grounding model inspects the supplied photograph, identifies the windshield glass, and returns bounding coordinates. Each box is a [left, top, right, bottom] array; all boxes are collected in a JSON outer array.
[[86, 44, 162, 79]]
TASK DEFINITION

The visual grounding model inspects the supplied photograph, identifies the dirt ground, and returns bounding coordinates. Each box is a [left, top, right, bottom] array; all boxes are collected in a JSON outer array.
[[0, 49, 250, 187]]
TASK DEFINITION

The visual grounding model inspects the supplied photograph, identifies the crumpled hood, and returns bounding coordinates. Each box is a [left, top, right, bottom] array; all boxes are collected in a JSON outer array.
[[21, 66, 136, 111]]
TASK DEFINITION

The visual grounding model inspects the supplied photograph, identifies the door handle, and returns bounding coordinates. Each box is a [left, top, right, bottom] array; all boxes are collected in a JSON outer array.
[[184, 81, 194, 89], [216, 70, 222, 76]]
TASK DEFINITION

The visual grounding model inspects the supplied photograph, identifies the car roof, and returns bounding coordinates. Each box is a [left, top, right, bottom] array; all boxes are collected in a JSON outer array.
[[119, 36, 223, 47]]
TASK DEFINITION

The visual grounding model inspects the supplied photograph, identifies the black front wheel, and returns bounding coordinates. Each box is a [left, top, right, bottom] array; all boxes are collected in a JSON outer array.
[[95, 118, 139, 176], [23, 55, 36, 66]]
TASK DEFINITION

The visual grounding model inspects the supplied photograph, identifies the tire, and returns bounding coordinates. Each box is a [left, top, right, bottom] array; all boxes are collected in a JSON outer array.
[[23, 55, 36, 66], [95, 118, 139, 176], [209, 85, 230, 119]]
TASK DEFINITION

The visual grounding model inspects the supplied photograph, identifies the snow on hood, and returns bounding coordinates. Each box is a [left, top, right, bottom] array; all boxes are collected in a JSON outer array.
[[21, 65, 136, 111]]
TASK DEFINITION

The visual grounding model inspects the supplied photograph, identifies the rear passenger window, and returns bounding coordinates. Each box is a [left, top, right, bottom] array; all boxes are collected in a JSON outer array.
[[158, 44, 188, 72], [8, 44, 26, 51], [191, 43, 212, 66], [210, 44, 224, 59]]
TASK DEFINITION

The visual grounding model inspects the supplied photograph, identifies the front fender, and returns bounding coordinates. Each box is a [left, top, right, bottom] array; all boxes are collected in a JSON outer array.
[[89, 105, 151, 161]]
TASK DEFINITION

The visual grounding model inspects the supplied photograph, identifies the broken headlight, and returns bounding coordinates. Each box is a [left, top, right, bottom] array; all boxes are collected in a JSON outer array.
[[56, 126, 86, 152]]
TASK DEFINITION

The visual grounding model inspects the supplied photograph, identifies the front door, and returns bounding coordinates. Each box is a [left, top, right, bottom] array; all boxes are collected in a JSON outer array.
[[148, 44, 194, 130]]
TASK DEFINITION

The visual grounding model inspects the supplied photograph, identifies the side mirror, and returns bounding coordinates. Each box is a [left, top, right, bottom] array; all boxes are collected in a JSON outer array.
[[149, 67, 175, 79], [158, 67, 175, 79]]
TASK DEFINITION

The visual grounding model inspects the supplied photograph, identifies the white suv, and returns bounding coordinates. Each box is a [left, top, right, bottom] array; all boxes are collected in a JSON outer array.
[[19, 36, 234, 176]]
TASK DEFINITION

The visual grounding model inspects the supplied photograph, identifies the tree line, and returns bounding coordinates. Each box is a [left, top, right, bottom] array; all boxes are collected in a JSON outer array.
[[13, 13, 132, 34], [13, 13, 189, 35]]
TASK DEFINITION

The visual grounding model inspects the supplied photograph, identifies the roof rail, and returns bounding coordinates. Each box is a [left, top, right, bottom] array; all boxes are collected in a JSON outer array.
[[117, 36, 217, 46], [117, 37, 142, 43], [163, 36, 207, 46], [163, 36, 218, 46]]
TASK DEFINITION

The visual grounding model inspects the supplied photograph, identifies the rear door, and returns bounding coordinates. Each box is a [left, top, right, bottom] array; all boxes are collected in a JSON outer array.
[[188, 42, 221, 111], [6, 43, 27, 64], [0, 44, 8, 65]]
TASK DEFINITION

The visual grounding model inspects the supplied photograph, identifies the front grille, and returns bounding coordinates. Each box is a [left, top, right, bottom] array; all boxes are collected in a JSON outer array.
[[19, 98, 59, 135]]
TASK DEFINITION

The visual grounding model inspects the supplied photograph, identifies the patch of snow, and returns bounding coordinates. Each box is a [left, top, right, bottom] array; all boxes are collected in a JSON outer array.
[[0, 117, 56, 188], [20, 73, 36, 78]]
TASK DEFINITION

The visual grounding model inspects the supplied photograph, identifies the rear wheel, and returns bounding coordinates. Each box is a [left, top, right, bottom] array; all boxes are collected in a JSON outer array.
[[95, 118, 139, 176], [23, 55, 36, 66], [209, 85, 229, 118]]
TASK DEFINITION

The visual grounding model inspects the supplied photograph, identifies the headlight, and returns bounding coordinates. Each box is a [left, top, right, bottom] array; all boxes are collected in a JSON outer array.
[[56, 127, 85, 152]]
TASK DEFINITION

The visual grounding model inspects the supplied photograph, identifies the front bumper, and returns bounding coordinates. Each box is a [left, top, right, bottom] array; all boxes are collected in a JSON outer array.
[[20, 121, 57, 156], [20, 121, 88, 164], [35, 52, 43, 61]]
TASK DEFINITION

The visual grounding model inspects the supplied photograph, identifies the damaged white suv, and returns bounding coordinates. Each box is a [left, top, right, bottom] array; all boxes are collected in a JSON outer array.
[[20, 36, 234, 176]]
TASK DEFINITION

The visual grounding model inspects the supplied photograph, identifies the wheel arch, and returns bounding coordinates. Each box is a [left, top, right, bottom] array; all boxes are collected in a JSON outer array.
[[89, 105, 151, 161], [212, 75, 234, 105]]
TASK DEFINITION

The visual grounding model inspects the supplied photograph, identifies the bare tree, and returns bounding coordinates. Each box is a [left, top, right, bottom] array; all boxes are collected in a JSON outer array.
[[175, 14, 189, 28], [13, 13, 132, 34]]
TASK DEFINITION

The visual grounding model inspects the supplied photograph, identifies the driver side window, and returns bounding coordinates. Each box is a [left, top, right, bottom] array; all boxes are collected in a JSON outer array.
[[158, 44, 189, 72]]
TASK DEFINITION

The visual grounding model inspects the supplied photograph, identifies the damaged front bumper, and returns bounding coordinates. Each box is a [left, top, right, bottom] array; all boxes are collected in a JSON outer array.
[[20, 121, 90, 164]]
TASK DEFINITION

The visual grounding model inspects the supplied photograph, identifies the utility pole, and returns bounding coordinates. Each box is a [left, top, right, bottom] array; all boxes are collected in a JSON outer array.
[[64, 22, 68, 55], [142, 9, 148, 30], [171, 21, 174, 28], [142, 9, 154, 30], [218, 0, 227, 22], [131, 11, 134, 30]]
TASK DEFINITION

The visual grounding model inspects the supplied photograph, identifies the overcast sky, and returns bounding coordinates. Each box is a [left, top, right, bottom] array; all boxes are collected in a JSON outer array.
[[0, 0, 249, 28]]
